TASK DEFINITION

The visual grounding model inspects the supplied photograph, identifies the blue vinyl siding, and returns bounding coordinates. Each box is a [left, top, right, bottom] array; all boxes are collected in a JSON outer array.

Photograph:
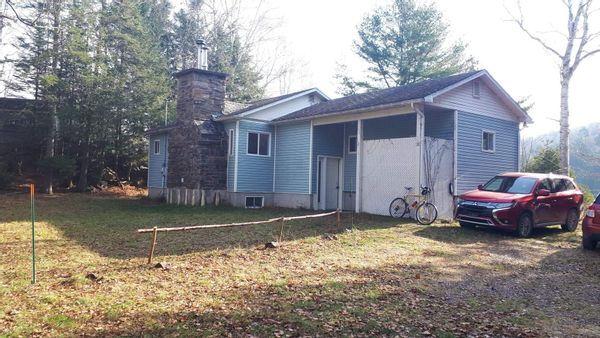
[[344, 122, 357, 192], [425, 110, 454, 140], [274, 122, 312, 193], [236, 120, 274, 192], [148, 133, 168, 188], [363, 114, 416, 140], [224, 122, 236, 191], [312, 124, 344, 193], [457, 111, 520, 194]]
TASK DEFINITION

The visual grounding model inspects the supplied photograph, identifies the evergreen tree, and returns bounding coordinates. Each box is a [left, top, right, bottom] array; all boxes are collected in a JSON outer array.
[[523, 142, 560, 174], [337, 0, 476, 95]]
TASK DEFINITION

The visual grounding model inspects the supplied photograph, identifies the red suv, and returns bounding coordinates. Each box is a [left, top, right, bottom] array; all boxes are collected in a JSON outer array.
[[582, 194, 600, 250], [456, 173, 583, 237]]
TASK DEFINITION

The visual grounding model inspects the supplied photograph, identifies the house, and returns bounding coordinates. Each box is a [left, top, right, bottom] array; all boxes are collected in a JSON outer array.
[[147, 62, 532, 219]]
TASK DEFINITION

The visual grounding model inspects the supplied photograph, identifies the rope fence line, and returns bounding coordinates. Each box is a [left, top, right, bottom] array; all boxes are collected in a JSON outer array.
[[138, 209, 342, 264]]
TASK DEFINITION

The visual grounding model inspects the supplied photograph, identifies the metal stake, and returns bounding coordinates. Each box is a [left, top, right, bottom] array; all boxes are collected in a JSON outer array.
[[30, 183, 36, 284]]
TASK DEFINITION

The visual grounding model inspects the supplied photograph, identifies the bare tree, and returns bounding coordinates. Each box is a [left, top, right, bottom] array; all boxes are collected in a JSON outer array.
[[510, 0, 600, 175]]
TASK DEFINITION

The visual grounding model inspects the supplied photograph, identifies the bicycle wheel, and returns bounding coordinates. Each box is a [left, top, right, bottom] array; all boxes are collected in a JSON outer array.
[[389, 198, 409, 218], [416, 202, 438, 225]]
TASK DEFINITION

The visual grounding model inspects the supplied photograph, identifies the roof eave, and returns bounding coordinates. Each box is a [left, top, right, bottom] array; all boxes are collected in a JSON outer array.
[[426, 70, 533, 124], [216, 88, 330, 121], [272, 98, 425, 124]]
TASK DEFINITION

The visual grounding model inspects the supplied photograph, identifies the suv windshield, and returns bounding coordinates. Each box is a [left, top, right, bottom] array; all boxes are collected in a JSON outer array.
[[482, 176, 538, 194], [595, 194, 600, 204]]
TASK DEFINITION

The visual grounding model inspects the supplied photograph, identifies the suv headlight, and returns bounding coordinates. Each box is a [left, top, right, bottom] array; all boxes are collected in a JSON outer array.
[[493, 202, 514, 209], [586, 209, 595, 218]]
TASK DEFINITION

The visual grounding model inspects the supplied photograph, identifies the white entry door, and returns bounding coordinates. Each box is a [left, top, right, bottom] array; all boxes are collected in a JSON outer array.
[[318, 157, 341, 210]]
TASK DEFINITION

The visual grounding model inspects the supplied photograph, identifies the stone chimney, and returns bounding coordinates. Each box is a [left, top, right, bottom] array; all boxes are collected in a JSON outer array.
[[167, 41, 228, 190]]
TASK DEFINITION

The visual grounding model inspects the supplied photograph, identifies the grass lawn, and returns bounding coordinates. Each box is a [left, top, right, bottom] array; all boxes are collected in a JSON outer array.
[[1, 192, 599, 337]]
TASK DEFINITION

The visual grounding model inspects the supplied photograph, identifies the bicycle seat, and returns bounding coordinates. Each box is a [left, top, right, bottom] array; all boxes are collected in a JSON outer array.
[[404, 186, 413, 191]]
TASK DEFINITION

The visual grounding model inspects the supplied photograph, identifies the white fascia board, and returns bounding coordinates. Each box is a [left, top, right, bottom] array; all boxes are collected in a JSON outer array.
[[275, 99, 423, 126], [216, 88, 330, 122], [425, 70, 533, 124]]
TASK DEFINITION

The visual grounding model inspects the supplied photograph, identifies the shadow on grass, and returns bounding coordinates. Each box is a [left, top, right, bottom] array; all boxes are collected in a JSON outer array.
[[1, 193, 404, 260], [414, 223, 573, 245]]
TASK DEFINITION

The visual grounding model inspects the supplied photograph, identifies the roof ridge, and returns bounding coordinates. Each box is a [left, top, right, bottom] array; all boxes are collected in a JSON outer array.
[[273, 70, 483, 122]]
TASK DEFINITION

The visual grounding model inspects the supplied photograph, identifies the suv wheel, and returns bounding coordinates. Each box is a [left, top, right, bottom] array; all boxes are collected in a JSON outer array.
[[516, 213, 533, 238], [561, 209, 579, 232], [583, 236, 597, 250]]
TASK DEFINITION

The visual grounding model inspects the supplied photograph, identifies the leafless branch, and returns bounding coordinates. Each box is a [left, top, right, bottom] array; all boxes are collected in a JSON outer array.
[[4, 0, 41, 27], [508, 0, 563, 58]]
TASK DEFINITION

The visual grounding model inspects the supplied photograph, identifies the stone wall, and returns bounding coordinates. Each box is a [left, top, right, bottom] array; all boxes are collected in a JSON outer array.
[[166, 69, 229, 190]]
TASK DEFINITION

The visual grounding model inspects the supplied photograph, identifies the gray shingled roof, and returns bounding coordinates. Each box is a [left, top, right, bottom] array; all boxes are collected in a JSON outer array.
[[223, 101, 251, 115], [224, 88, 318, 117], [274, 71, 480, 122]]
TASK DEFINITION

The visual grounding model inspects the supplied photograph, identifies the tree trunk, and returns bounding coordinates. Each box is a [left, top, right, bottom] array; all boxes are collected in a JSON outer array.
[[45, 0, 63, 194], [45, 106, 58, 194], [77, 137, 90, 192], [559, 77, 570, 175]]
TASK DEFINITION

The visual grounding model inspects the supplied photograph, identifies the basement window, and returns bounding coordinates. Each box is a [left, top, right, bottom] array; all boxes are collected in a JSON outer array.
[[153, 140, 160, 155], [245, 196, 264, 208], [482, 131, 495, 152], [247, 131, 270, 156]]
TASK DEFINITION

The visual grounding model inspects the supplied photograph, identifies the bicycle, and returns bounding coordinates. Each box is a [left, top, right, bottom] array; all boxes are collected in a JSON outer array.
[[388, 186, 438, 225]]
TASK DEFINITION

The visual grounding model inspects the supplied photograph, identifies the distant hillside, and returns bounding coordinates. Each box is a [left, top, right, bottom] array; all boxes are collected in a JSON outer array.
[[524, 123, 600, 194]]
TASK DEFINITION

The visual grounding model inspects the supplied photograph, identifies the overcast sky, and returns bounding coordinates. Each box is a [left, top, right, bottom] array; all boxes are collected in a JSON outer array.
[[1, 0, 597, 137], [267, 0, 599, 137]]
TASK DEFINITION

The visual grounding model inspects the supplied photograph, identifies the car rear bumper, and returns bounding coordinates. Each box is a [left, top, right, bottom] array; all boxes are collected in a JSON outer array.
[[582, 217, 600, 240]]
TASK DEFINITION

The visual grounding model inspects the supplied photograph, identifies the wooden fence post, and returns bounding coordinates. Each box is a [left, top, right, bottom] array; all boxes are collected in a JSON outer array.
[[148, 226, 158, 264], [278, 218, 285, 243]]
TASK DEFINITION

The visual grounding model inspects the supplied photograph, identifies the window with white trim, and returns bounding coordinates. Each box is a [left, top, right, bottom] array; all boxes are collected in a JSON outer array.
[[348, 135, 357, 154], [472, 79, 481, 98], [245, 196, 264, 208], [153, 139, 160, 155], [482, 131, 495, 152], [247, 132, 270, 156], [228, 129, 235, 156]]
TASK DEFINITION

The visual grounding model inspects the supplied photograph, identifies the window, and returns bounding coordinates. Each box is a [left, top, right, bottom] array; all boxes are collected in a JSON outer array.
[[482, 131, 495, 152], [245, 196, 264, 208], [538, 179, 553, 192], [553, 178, 575, 192], [482, 176, 538, 194], [565, 180, 576, 191], [228, 129, 235, 156], [247, 132, 270, 156], [348, 135, 357, 154], [472, 79, 481, 98], [153, 140, 160, 155]]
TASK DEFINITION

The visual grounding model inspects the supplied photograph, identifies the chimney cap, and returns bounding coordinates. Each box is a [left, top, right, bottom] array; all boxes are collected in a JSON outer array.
[[196, 39, 205, 47]]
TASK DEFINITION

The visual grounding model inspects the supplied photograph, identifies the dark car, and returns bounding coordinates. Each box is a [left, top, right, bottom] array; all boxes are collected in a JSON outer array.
[[456, 173, 583, 237], [582, 194, 600, 250]]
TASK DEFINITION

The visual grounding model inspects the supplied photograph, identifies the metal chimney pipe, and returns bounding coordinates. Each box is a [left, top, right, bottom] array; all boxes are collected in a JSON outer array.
[[201, 46, 209, 70], [196, 39, 205, 69]]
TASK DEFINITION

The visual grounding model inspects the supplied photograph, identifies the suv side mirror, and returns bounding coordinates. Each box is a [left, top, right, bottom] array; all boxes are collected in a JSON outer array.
[[477, 184, 484, 190], [537, 189, 551, 197]]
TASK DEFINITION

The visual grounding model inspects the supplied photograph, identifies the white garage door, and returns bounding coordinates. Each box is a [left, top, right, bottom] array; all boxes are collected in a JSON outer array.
[[361, 138, 419, 215]]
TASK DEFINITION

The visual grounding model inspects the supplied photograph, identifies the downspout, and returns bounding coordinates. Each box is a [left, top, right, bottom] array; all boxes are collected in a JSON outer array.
[[412, 103, 425, 190]]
